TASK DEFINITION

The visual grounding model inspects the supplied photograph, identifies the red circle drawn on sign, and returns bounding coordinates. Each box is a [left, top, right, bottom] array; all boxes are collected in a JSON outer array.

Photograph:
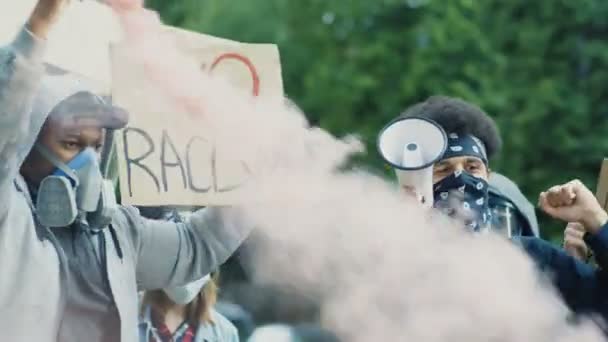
[[210, 53, 261, 97]]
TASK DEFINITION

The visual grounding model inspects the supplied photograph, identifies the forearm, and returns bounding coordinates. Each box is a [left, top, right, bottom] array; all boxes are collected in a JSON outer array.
[[132, 207, 252, 290], [0, 0, 66, 192], [27, 0, 67, 40], [0, 27, 45, 210], [516, 237, 600, 313], [0, 28, 45, 134]]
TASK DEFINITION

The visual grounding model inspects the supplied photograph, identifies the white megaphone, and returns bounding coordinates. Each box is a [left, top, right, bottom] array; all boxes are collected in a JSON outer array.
[[378, 117, 447, 207]]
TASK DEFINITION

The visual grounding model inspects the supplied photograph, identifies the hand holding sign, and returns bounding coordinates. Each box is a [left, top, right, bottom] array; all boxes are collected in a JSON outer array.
[[28, 0, 72, 38], [105, 0, 143, 12]]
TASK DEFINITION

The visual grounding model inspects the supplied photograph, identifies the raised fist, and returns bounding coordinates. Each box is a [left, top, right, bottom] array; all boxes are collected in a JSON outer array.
[[539, 179, 608, 234]]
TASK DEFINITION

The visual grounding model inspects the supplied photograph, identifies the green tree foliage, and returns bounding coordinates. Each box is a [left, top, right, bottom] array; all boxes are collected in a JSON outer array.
[[147, 0, 608, 241]]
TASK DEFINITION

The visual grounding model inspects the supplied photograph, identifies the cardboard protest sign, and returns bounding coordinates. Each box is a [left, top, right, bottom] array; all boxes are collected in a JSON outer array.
[[112, 27, 283, 206], [0, 0, 120, 90], [596, 159, 608, 210]]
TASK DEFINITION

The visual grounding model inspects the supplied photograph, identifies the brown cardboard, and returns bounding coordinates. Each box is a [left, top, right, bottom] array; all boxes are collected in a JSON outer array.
[[595, 159, 608, 210], [112, 31, 283, 206]]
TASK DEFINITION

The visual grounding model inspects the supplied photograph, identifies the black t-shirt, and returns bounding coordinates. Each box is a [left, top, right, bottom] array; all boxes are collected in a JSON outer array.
[[51, 226, 120, 342]]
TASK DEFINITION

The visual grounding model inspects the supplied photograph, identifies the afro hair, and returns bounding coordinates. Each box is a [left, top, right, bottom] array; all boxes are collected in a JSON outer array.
[[399, 95, 502, 159]]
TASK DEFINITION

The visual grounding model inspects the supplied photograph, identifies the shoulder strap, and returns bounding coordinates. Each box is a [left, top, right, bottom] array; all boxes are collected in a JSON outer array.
[[107, 224, 124, 260]]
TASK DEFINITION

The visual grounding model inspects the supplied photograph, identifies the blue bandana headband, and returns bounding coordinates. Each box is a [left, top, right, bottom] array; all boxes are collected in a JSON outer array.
[[442, 133, 488, 165]]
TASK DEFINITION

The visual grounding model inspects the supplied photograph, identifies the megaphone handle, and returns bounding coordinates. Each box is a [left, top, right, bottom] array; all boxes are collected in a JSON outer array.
[[402, 185, 428, 205]]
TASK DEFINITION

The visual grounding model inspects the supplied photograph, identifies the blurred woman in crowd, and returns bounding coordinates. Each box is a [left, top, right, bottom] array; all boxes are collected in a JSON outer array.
[[139, 273, 239, 342]]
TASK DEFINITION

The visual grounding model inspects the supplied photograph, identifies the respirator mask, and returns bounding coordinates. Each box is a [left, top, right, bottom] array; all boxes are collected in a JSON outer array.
[[35, 143, 117, 230], [27, 75, 128, 230]]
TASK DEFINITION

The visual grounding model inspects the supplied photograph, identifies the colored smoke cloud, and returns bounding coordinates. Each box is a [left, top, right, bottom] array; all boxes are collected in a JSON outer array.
[[105, 1, 605, 341]]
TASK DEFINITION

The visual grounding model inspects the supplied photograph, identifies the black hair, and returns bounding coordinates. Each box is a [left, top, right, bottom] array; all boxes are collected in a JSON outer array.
[[399, 96, 502, 159]]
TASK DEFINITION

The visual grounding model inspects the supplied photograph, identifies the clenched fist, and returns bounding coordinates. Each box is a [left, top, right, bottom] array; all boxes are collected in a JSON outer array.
[[539, 179, 608, 234], [28, 0, 71, 38]]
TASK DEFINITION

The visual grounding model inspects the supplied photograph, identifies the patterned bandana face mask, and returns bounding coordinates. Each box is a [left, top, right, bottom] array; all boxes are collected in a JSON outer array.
[[433, 170, 492, 232]]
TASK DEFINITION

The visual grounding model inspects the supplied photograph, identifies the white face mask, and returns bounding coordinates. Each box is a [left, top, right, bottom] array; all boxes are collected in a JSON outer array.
[[163, 275, 211, 305]]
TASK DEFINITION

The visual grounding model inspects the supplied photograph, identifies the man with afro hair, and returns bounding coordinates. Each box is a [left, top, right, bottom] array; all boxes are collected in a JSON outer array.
[[394, 95, 608, 327], [400, 95, 538, 237]]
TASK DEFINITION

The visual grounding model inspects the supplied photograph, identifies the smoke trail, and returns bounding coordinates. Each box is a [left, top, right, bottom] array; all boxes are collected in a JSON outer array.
[[105, 1, 604, 340]]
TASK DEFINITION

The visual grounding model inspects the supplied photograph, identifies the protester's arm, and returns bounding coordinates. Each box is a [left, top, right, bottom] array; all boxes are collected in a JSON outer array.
[[515, 237, 605, 315], [117, 206, 252, 290], [0, 1, 67, 218], [539, 179, 608, 268], [27, 0, 70, 40], [0, 31, 42, 195], [530, 179, 608, 317]]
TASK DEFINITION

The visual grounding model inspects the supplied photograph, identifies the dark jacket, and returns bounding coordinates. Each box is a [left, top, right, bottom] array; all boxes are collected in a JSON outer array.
[[516, 225, 608, 321]]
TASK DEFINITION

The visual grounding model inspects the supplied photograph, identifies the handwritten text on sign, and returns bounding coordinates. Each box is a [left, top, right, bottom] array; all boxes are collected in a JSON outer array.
[[113, 29, 283, 206]]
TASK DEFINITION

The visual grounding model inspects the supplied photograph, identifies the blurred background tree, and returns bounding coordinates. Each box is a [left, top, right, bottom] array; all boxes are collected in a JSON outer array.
[[147, 0, 608, 242]]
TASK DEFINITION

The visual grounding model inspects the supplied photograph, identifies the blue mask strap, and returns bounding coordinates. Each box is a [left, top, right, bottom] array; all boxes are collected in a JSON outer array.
[[34, 143, 80, 187]]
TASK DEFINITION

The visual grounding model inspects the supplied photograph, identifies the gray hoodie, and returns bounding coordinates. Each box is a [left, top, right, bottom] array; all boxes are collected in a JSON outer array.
[[0, 27, 250, 342], [489, 172, 540, 237]]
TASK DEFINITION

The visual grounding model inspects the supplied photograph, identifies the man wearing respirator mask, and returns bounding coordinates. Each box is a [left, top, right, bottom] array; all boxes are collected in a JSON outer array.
[[0, 1, 252, 341], [382, 95, 608, 325]]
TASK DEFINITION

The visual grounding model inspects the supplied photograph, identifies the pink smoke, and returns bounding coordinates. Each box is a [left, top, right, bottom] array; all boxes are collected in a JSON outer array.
[[104, 0, 143, 12], [106, 0, 206, 116], [106, 1, 606, 341]]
